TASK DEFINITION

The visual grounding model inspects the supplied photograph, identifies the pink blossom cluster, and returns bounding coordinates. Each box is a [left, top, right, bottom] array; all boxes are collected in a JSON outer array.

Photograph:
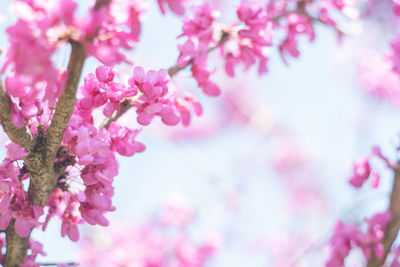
[[131, 66, 203, 126], [2, 0, 146, 128], [82, 0, 147, 66], [79, 198, 219, 267], [62, 114, 119, 230], [177, 3, 222, 97], [3, 0, 76, 127], [278, 12, 315, 64], [0, 60, 206, 246], [326, 144, 398, 266], [348, 146, 393, 188], [356, 51, 400, 108], [0, 142, 44, 238], [43, 188, 84, 242], [21, 239, 47, 267], [382, 2, 400, 78], [389, 37, 400, 75], [223, 0, 273, 76], [394, 0, 400, 16], [79, 65, 137, 119], [173, 0, 360, 100], [326, 211, 392, 267], [45, 65, 202, 242]]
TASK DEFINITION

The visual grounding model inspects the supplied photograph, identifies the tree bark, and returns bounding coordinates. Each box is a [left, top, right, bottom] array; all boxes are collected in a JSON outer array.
[[367, 167, 400, 267], [3, 41, 86, 267], [3, 221, 30, 267]]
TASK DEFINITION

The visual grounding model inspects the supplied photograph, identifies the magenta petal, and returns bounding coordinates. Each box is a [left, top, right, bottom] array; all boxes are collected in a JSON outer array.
[[202, 81, 221, 97], [0, 213, 12, 230], [0, 195, 11, 212], [95, 65, 108, 82], [167, 0, 186, 15], [103, 102, 116, 117], [15, 218, 31, 237], [137, 112, 153, 126], [162, 114, 180, 126], [67, 225, 80, 242]]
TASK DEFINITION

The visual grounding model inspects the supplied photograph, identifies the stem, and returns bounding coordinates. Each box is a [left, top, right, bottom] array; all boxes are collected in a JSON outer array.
[[367, 167, 400, 267], [103, 100, 133, 129], [167, 30, 230, 77]]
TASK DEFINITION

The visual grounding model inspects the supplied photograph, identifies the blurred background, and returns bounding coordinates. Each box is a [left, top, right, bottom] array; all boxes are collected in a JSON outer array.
[[2, 0, 400, 266]]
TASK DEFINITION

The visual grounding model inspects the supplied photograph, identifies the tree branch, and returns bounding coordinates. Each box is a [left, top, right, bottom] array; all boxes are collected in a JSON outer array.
[[3, 37, 86, 267], [367, 167, 400, 267], [93, 0, 111, 10], [45, 41, 86, 167], [3, 220, 30, 267], [39, 262, 77, 266], [0, 82, 33, 152], [4, 1, 112, 265]]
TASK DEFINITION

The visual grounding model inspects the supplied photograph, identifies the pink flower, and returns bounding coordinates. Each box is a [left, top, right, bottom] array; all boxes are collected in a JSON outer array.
[[348, 156, 371, 188], [109, 123, 145, 156], [78, 198, 219, 267], [21, 239, 46, 267], [5, 142, 28, 161], [279, 14, 315, 64], [326, 211, 391, 266], [348, 145, 394, 189], [157, 0, 187, 16], [82, 0, 146, 66], [14, 206, 44, 238], [3, 0, 77, 126]]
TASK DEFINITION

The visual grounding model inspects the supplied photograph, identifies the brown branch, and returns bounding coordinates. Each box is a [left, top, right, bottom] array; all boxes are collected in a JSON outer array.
[[367, 167, 400, 267], [93, 0, 111, 10], [3, 220, 30, 267], [3, 25, 86, 267], [3, 0, 113, 265], [0, 82, 33, 152], [102, 100, 133, 129], [3, 41, 87, 267], [46, 0, 112, 162], [45, 41, 86, 168]]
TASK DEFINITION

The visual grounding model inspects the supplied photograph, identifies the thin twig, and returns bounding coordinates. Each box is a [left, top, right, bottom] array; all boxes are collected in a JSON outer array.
[[38, 262, 78, 266], [101, 30, 230, 128]]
